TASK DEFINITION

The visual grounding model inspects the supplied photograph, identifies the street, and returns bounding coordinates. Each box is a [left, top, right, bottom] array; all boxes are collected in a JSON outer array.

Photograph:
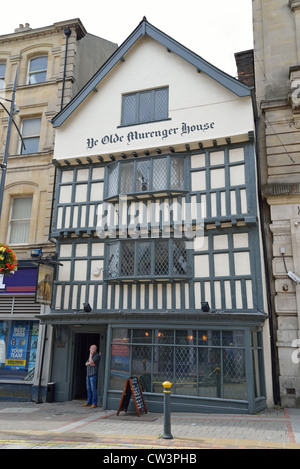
[[0, 400, 299, 453]]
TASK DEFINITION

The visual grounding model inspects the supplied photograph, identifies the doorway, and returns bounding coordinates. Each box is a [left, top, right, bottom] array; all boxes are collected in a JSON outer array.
[[72, 333, 100, 400]]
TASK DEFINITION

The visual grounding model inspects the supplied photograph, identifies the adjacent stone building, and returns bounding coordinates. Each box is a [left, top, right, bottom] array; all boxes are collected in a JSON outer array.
[[253, 0, 300, 407], [0, 19, 117, 401]]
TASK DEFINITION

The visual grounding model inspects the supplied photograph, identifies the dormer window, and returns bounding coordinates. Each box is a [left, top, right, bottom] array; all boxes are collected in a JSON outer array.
[[28, 56, 48, 84], [121, 87, 169, 126]]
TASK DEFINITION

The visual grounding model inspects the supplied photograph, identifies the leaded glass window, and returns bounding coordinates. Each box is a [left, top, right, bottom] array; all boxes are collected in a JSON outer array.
[[105, 155, 186, 199], [121, 87, 168, 126], [106, 239, 190, 280]]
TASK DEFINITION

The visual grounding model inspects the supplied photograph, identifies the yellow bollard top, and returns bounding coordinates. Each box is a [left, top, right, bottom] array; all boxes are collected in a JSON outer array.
[[162, 381, 172, 392]]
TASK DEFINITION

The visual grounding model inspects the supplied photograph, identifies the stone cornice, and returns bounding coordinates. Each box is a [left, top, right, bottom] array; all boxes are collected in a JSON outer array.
[[262, 182, 300, 197], [290, 0, 300, 11], [0, 18, 86, 44], [260, 98, 289, 111]]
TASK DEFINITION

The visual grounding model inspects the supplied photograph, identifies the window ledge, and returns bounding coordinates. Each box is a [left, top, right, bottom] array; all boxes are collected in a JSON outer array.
[[104, 189, 188, 202], [104, 276, 192, 283], [117, 118, 172, 129]]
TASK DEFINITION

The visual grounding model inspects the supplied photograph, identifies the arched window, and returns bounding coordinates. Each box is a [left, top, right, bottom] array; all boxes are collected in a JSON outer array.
[[27, 56, 48, 84]]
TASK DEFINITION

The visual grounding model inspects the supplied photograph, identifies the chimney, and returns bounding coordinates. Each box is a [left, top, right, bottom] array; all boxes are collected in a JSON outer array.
[[14, 23, 31, 33], [234, 49, 255, 88]]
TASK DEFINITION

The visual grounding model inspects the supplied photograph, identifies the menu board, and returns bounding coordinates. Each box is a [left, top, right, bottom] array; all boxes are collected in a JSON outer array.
[[117, 376, 147, 417]]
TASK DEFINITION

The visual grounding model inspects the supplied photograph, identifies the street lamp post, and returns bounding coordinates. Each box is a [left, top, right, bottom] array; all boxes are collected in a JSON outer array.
[[0, 69, 24, 220]]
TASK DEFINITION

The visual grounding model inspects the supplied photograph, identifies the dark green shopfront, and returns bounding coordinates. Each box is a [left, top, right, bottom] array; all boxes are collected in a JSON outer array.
[[41, 309, 267, 414]]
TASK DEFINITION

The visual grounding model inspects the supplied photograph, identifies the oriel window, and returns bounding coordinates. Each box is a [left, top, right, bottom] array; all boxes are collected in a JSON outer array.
[[105, 154, 186, 200], [106, 239, 190, 281]]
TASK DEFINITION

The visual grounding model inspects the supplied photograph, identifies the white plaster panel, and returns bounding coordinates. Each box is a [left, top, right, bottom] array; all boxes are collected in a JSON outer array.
[[92, 167, 105, 179], [191, 153, 205, 168], [90, 182, 103, 201], [61, 170, 74, 183], [234, 252, 251, 275], [230, 164, 245, 186], [214, 281, 222, 308], [210, 168, 225, 189], [246, 280, 253, 309], [194, 282, 201, 308], [214, 253, 230, 276], [229, 147, 244, 162], [97, 285, 102, 309], [76, 169, 89, 181], [76, 243, 88, 257], [213, 234, 228, 250], [185, 283, 190, 309], [194, 235, 208, 251], [58, 261, 71, 281], [91, 260, 103, 280], [59, 244, 72, 257], [194, 254, 210, 277], [59, 185, 72, 203], [235, 281, 243, 309], [224, 281, 232, 308], [92, 243, 104, 257], [210, 151, 224, 165], [74, 260, 87, 281], [75, 184, 87, 203], [191, 171, 206, 191], [233, 233, 249, 248]]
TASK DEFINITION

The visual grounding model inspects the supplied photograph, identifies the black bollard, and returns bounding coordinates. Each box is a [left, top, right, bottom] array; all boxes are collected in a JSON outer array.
[[162, 381, 173, 439]]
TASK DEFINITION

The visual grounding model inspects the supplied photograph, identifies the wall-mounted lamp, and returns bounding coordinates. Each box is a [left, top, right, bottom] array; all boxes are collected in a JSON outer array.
[[92, 267, 101, 276], [201, 301, 210, 312], [31, 248, 42, 258]]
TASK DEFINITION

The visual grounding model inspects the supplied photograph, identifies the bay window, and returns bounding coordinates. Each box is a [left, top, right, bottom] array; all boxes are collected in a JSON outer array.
[[106, 238, 190, 281], [105, 154, 187, 200]]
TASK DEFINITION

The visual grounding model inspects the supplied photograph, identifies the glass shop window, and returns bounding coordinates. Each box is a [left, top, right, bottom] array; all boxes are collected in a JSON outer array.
[[0, 320, 39, 380]]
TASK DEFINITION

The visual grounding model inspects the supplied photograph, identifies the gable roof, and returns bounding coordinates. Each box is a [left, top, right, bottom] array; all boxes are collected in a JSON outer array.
[[52, 17, 252, 128]]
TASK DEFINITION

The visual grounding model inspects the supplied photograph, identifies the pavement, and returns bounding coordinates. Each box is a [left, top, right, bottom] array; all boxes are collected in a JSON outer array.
[[0, 400, 299, 451]]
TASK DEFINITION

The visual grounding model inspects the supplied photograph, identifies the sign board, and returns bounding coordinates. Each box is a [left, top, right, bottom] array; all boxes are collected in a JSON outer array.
[[0, 268, 37, 295], [117, 376, 147, 417], [35, 263, 54, 305]]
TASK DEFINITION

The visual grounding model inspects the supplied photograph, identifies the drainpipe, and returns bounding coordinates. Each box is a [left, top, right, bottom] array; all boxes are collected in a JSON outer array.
[[36, 28, 72, 403], [48, 27, 71, 246], [60, 27, 71, 112], [251, 89, 281, 406]]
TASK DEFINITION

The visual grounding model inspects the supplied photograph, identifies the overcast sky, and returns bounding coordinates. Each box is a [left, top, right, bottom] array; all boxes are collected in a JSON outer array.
[[0, 0, 253, 77]]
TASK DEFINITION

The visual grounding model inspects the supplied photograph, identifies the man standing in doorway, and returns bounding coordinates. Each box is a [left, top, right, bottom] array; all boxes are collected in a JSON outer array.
[[82, 344, 100, 408]]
